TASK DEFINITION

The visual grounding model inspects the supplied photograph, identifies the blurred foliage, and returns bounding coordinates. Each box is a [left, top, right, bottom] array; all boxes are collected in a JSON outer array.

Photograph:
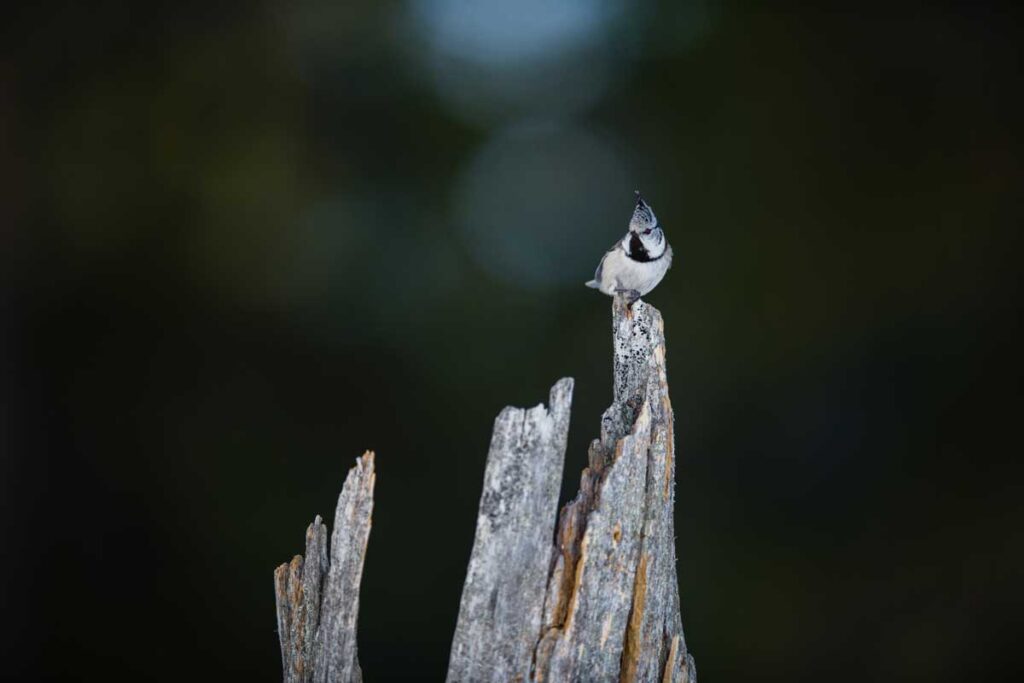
[[2, 1, 1021, 681]]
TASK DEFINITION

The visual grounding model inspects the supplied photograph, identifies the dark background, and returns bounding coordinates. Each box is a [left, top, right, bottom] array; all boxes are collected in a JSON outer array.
[[2, 2, 1021, 681]]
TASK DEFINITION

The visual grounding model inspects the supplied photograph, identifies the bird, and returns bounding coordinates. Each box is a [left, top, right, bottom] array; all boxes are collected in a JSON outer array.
[[585, 191, 673, 304]]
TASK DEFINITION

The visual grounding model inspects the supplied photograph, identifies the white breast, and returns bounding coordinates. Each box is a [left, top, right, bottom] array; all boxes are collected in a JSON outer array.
[[597, 244, 672, 297]]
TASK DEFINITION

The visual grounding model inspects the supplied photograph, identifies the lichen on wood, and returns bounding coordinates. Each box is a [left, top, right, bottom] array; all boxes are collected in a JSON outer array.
[[450, 297, 694, 682], [275, 296, 695, 683]]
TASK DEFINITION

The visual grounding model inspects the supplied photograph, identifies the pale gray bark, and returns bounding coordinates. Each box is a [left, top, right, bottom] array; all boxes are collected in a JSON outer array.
[[275, 298, 694, 683], [275, 452, 374, 683], [451, 297, 694, 683], [446, 378, 574, 683]]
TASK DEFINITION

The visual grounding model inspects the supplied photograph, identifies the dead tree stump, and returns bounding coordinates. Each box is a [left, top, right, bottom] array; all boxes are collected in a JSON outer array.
[[275, 452, 374, 683], [274, 298, 695, 682]]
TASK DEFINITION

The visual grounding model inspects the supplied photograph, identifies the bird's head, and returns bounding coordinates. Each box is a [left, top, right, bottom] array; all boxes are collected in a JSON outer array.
[[629, 190, 660, 235]]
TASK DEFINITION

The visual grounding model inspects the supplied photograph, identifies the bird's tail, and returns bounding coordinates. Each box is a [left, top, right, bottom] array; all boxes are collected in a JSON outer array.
[[585, 280, 600, 289]]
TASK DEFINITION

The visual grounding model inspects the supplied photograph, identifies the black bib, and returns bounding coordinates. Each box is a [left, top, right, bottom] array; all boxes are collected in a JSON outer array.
[[628, 234, 657, 263]]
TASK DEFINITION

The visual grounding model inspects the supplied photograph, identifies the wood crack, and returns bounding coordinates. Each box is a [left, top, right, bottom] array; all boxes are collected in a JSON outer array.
[[275, 297, 695, 683]]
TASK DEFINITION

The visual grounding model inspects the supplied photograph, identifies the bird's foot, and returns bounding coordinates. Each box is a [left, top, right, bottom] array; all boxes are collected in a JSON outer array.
[[614, 288, 642, 315]]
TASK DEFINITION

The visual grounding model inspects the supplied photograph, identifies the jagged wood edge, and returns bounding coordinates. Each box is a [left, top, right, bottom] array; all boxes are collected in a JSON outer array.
[[446, 378, 574, 683], [275, 451, 375, 683], [275, 296, 695, 683], [531, 298, 694, 683]]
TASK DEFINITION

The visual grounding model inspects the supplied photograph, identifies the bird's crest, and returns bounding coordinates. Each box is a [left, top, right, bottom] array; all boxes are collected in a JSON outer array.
[[630, 190, 658, 233]]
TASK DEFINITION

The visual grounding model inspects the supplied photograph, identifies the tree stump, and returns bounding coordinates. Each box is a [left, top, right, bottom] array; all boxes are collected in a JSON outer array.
[[274, 298, 695, 682], [275, 452, 374, 683]]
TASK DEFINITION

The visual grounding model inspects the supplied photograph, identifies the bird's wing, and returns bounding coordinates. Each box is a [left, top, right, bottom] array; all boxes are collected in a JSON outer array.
[[593, 239, 625, 280], [585, 248, 606, 286], [586, 239, 627, 288], [591, 251, 607, 284]]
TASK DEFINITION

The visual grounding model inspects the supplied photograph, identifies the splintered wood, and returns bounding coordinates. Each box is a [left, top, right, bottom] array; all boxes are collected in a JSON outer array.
[[447, 378, 575, 681], [275, 452, 374, 683], [274, 298, 695, 683], [448, 298, 694, 683]]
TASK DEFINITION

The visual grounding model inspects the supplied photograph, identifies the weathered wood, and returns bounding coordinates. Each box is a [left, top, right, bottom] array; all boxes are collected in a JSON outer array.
[[532, 299, 691, 683], [447, 378, 574, 683], [274, 514, 327, 683], [448, 296, 694, 682], [535, 401, 653, 680], [275, 451, 374, 683], [276, 296, 695, 682]]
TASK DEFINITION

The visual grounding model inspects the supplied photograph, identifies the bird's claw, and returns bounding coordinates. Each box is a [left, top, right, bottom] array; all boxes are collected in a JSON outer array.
[[614, 288, 642, 312]]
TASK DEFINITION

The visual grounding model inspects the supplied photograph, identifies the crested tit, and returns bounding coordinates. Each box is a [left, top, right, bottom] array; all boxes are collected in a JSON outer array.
[[585, 192, 673, 303]]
